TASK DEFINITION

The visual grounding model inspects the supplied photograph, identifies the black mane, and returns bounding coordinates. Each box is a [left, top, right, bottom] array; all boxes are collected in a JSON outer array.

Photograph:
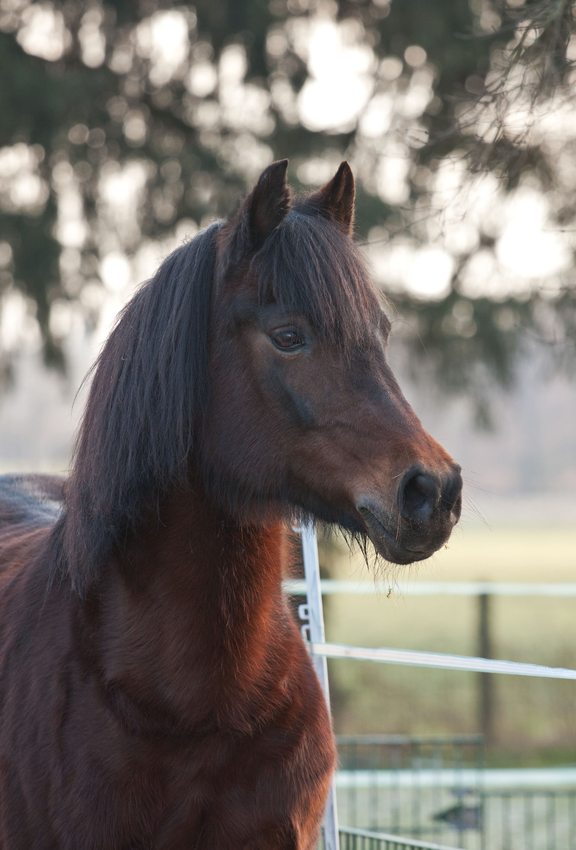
[[57, 222, 221, 593], [56, 204, 381, 594]]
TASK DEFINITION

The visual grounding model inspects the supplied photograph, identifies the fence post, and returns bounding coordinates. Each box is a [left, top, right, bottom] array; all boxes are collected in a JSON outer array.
[[478, 593, 493, 745], [300, 523, 340, 850]]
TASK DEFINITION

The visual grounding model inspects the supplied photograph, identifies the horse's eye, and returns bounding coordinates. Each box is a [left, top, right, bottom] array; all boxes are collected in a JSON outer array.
[[270, 329, 304, 351]]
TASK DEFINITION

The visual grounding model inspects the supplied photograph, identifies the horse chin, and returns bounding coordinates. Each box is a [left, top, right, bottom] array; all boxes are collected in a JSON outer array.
[[358, 504, 450, 566]]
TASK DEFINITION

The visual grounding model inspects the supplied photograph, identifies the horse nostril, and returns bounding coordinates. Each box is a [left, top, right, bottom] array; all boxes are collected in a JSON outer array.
[[398, 469, 441, 524], [441, 467, 463, 519]]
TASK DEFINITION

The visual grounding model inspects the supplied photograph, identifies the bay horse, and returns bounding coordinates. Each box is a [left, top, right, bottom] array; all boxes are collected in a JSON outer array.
[[0, 161, 462, 848]]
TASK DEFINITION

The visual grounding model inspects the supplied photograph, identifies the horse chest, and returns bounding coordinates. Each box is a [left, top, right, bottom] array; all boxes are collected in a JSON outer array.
[[0, 570, 333, 849], [136, 722, 333, 850], [50, 718, 330, 849]]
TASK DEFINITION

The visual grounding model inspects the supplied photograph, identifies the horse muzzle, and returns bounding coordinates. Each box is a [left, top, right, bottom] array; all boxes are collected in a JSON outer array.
[[356, 463, 463, 565]]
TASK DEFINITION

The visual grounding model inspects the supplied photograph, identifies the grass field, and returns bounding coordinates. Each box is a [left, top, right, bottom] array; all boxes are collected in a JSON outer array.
[[314, 512, 576, 765]]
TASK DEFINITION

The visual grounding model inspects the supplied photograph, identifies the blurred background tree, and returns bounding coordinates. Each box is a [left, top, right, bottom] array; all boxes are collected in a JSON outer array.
[[1, 0, 576, 419]]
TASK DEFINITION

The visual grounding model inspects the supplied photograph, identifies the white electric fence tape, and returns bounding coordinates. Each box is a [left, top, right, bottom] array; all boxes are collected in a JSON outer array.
[[283, 579, 576, 597], [310, 642, 576, 680]]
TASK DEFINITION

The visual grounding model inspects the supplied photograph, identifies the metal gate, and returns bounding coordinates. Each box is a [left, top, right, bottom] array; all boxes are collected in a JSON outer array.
[[295, 525, 576, 850], [336, 735, 483, 849], [333, 735, 576, 850]]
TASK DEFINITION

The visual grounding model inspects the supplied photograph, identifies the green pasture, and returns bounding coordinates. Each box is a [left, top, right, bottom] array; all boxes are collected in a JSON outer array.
[[317, 522, 576, 764]]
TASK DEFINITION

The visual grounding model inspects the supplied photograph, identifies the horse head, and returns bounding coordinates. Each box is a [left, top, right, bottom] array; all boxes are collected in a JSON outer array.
[[205, 160, 462, 565]]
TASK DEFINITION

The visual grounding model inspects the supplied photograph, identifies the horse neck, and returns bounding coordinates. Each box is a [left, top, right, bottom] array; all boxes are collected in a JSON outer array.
[[91, 483, 292, 732]]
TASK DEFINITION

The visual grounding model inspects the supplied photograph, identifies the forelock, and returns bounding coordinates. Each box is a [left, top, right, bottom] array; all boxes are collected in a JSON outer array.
[[253, 210, 381, 347]]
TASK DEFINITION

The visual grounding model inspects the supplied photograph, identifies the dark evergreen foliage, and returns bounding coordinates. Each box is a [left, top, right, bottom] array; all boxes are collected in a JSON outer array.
[[1, 0, 575, 403]]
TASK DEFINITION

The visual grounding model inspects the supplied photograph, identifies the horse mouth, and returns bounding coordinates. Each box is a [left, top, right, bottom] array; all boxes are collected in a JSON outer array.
[[357, 505, 446, 565]]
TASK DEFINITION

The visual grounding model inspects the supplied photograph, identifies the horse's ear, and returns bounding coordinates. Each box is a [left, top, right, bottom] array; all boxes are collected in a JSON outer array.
[[244, 159, 291, 248], [307, 161, 355, 235]]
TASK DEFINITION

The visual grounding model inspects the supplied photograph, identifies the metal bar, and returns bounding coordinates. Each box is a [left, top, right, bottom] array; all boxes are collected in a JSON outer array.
[[546, 792, 555, 850], [502, 793, 511, 850], [338, 826, 466, 850], [334, 766, 576, 788], [391, 743, 401, 836], [369, 738, 378, 830], [347, 742, 355, 829], [336, 735, 484, 746], [300, 524, 339, 850], [476, 739, 486, 850], [284, 580, 576, 597], [525, 791, 534, 850], [432, 742, 441, 841], [350, 740, 358, 829], [311, 642, 576, 681], [411, 741, 420, 840]]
